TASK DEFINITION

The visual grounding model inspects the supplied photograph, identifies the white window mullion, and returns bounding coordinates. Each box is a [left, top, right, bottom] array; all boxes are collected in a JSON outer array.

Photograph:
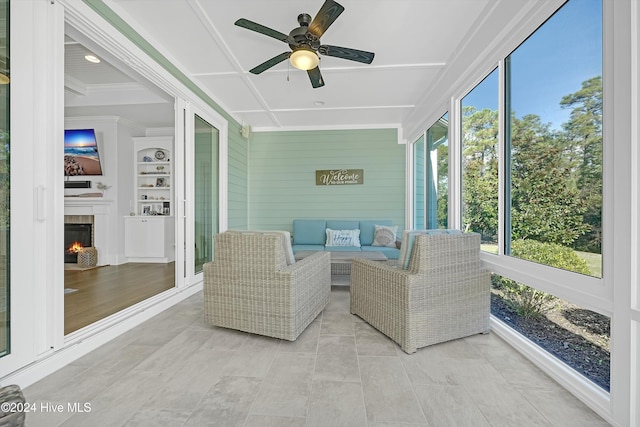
[[449, 96, 462, 230], [497, 58, 506, 256]]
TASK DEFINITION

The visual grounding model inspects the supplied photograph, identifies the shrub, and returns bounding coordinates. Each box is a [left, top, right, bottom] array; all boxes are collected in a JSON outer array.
[[511, 239, 591, 275], [494, 239, 591, 318]]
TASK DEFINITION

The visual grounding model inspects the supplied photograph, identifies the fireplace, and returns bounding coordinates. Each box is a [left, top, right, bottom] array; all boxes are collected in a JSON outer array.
[[64, 223, 93, 263]]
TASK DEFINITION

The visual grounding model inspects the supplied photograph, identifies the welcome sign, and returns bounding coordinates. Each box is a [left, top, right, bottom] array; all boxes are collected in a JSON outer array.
[[316, 169, 364, 186]]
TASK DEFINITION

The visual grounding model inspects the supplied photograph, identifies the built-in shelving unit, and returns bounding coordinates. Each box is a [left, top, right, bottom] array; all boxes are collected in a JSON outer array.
[[133, 136, 173, 216], [126, 136, 175, 263]]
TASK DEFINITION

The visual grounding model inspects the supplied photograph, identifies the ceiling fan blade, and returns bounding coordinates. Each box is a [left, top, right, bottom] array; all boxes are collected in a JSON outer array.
[[318, 45, 375, 64], [235, 18, 292, 44], [307, 66, 325, 88], [249, 52, 291, 74], [308, 0, 345, 39]]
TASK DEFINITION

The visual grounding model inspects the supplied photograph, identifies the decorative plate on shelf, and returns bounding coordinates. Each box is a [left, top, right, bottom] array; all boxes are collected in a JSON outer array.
[[154, 150, 166, 160]]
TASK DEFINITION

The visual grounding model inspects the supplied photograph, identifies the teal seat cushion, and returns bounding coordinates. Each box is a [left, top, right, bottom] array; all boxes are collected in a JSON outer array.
[[359, 220, 392, 246], [292, 244, 325, 253], [325, 246, 362, 252], [361, 245, 400, 259], [293, 220, 327, 245]]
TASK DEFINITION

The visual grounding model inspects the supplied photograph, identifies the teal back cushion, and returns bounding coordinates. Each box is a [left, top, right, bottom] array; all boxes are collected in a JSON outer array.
[[326, 220, 359, 231], [359, 220, 392, 246], [293, 220, 327, 245]]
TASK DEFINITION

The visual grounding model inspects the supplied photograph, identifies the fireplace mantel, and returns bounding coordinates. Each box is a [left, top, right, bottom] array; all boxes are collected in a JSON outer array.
[[64, 197, 113, 206]]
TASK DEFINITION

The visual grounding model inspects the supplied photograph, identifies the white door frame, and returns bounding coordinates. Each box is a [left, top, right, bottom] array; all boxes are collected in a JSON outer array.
[[179, 102, 228, 287]]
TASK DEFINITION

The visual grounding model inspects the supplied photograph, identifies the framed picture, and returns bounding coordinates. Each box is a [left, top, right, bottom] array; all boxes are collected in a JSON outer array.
[[155, 177, 165, 187], [142, 205, 151, 215]]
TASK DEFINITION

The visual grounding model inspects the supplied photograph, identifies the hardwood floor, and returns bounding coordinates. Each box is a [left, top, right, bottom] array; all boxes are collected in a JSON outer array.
[[64, 262, 175, 335]]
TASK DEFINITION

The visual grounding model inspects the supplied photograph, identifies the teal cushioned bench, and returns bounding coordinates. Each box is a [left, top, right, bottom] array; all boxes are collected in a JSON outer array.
[[292, 219, 400, 259]]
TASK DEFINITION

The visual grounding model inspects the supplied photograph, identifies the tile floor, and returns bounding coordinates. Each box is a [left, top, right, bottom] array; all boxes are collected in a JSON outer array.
[[24, 278, 610, 426]]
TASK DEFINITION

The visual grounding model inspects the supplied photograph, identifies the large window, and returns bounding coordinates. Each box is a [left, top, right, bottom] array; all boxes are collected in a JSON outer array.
[[414, 0, 608, 393], [494, 0, 607, 391], [505, 0, 603, 278], [461, 69, 498, 249]]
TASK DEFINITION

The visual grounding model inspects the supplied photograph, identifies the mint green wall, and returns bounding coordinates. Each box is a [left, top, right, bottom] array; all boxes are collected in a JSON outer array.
[[228, 131, 249, 229], [249, 129, 405, 232]]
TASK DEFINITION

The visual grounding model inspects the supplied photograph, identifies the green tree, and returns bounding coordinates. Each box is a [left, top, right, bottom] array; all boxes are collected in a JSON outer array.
[[560, 76, 603, 252], [461, 107, 499, 241], [437, 142, 449, 228], [510, 114, 589, 245], [460, 77, 601, 250]]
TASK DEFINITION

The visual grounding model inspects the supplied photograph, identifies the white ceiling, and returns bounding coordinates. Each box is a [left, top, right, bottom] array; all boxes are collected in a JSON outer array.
[[65, 0, 530, 132]]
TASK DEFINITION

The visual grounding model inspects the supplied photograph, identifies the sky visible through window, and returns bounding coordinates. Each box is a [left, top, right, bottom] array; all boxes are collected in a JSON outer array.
[[463, 0, 602, 130]]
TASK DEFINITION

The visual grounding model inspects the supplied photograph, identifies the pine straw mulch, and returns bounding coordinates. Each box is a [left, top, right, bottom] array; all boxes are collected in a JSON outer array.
[[490, 290, 610, 391]]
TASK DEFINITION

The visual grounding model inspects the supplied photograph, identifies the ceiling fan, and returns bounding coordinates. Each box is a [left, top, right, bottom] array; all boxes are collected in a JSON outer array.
[[235, 0, 375, 88]]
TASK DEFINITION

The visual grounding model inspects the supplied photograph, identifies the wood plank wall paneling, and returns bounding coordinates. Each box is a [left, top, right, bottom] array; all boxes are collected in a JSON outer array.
[[248, 129, 405, 232], [228, 128, 249, 230]]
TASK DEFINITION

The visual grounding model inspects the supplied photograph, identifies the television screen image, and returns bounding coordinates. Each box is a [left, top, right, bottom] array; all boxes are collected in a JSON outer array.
[[64, 129, 103, 176]]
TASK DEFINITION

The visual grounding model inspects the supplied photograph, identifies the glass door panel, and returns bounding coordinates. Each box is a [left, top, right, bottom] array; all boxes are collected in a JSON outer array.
[[194, 114, 218, 274], [413, 134, 425, 229], [426, 113, 449, 229]]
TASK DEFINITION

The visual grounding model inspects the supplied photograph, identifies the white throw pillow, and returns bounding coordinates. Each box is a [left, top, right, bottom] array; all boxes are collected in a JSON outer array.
[[325, 228, 361, 247], [372, 224, 398, 247]]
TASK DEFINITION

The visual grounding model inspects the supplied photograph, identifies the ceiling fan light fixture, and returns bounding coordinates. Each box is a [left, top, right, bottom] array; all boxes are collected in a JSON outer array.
[[290, 48, 319, 71], [0, 73, 9, 85]]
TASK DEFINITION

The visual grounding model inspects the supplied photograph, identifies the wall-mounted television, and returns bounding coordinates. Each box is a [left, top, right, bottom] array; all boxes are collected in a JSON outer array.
[[64, 128, 103, 176]]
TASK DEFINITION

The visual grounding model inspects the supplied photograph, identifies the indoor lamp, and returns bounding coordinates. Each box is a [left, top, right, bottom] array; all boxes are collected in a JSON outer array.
[[290, 48, 319, 71]]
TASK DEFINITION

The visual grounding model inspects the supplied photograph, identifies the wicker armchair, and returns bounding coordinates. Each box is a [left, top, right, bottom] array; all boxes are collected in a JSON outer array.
[[204, 231, 331, 341], [350, 232, 490, 354]]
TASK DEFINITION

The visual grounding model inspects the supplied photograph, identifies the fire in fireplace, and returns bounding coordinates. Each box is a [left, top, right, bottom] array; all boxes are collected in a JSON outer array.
[[64, 223, 92, 263]]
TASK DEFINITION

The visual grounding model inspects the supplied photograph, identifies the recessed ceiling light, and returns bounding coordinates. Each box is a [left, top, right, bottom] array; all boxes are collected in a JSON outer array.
[[314, 101, 325, 106], [84, 54, 101, 64]]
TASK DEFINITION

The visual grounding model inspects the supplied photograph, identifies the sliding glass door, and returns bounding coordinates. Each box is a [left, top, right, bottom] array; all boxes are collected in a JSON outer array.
[[193, 115, 218, 274]]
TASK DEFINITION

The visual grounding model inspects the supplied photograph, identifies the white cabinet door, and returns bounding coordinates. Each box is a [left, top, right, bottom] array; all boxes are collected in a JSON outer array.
[[124, 217, 174, 261]]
